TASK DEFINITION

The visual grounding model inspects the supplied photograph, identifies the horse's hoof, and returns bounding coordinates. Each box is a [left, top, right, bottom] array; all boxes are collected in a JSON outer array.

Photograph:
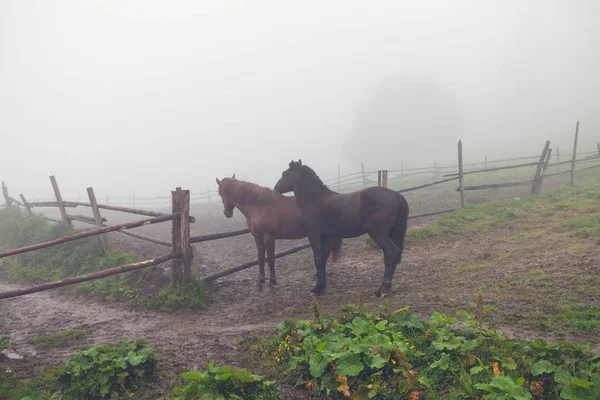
[[311, 285, 325, 295], [270, 278, 277, 286], [256, 283, 264, 291], [375, 287, 391, 298]]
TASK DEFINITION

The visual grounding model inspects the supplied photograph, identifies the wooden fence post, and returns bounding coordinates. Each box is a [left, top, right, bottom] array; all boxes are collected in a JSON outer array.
[[458, 140, 465, 208], [382, 170, 388, 188], [361, 162, 367, 188], [570, 121, 579, 186], [531, 140, 551, 194], [49, 175, 71, 228], [377, 170, 382, 187], [19, 194, 33, 216], [87, 187, 108, 248], [171, 188, 191, 286], [1, 181, 11, 207], [556, 146, 560, 173], [207, 186, 212, 204], [484, 155, 488, 180], [538, 148, 553, 192], [400, 162, 404, 177]]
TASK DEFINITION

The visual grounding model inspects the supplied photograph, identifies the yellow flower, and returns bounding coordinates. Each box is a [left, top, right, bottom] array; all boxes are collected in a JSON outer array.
[[493, 362, 501, 377], [391, 359, 397, 365]]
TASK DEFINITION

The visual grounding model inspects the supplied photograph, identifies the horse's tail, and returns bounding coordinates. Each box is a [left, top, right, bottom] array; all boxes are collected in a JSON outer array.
[[391, 192, 409, 250], [329, 237, 343, 263]]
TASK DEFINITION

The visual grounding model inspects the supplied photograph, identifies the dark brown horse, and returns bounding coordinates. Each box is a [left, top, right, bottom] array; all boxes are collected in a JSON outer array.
[[274, 160, 409, 297], [216, 175, 342, 290]]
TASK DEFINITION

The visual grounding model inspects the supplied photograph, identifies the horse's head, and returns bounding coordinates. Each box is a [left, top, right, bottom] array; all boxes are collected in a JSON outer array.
[[274, 160, 303, 194], [215, 173, 236, 218]]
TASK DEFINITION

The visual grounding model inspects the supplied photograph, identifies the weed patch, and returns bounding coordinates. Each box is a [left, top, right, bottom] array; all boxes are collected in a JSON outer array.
[[561, 304, 600, 333], [28, 329, 87, 348], [172, 361, 282, 400], [270, 299, 600, 399], [143, 278, 206, 311], [53, 339, 157, 399]]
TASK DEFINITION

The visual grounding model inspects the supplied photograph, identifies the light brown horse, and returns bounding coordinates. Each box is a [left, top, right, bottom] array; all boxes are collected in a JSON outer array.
[[216, 175, 342, 290]]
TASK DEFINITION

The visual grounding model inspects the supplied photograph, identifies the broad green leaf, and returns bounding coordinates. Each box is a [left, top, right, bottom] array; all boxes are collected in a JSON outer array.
[[181, 371, 204, 380], [461, 339, 479, 351], [531, 359, 556, 376], [554, 369, 573, 385], [432, 336, 462, 351], [127, 352, 145, 366], [470, 366, 485, 375], [368, 333, 391, 346], [375, 320, 388, 331], [430, 312, 444, 325], [337, 353, 365, 377], [431, 353, 451, 371], [349, 343, 370, 355], [487, 376, 532, 399], [309, 353, 328, 378], [99, 383, 111, 397], [351, 317, 370, 336], [460, 368, 473, 395], [367, 354, 386, 370], [234, 369, 260, 383], [502, 357, 517, 370], [560, 384, 593, 400]]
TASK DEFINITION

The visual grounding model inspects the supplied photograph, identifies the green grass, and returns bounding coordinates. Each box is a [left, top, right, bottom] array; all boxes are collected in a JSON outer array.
[[559, 214, 600, 238], [28, 329, 87, 348], [561, 304, 600, 333], [0, 207, 206, 311], [405, 177, 600, 243]]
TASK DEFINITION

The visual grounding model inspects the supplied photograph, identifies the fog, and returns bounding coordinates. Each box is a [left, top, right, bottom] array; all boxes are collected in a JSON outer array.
[[1, 1, 599, 201]]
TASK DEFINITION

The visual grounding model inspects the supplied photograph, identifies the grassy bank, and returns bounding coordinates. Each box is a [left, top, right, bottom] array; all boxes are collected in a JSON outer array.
[[0, 207, 205, 311]]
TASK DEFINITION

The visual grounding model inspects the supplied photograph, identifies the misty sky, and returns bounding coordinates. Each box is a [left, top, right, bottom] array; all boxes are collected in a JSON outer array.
[[1, 1, 599, 201]]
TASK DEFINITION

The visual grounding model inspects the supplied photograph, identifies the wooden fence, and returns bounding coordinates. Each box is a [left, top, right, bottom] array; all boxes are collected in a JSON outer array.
[[1, 121, 599, 300]]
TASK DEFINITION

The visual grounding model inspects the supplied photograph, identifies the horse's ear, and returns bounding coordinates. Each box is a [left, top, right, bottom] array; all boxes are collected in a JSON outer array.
[[298, 159, 302, 165], [232, 173, 236, 179], [216, 178, 222, 186]]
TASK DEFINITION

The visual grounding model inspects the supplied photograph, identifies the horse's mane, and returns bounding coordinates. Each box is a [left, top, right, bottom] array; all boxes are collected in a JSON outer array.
[[219, 179, 282, 205], [289, 161, 329, 193]]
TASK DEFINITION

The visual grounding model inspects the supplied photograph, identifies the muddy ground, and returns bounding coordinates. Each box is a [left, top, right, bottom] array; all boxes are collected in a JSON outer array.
[[1, 172, 598, 398]]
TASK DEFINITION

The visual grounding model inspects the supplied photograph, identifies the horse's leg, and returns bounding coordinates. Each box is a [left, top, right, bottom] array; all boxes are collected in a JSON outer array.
[[254, 235, 266, 291], [366, 232, 401, 297], [321, 236, 333, 263], [266, 236, 277, 286], [308, 232, 327, 294]]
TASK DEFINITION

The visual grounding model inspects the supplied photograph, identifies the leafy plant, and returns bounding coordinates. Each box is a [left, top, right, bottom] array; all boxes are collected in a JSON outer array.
[[271, 299, 600, 399], [172, 360, 282, 400], [52, 339, 157, 399]]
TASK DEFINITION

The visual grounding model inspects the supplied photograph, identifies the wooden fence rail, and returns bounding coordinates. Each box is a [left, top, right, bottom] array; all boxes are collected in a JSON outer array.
[[203, 244, 312, 283], [0, 252, 180, 300], [190, 228, 251, 244], [0, 214, 177, 259]]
